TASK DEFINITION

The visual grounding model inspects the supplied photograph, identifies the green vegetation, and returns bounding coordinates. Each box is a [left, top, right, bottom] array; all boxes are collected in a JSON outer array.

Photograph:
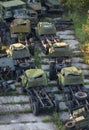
[[67, 12, 87, 43], [51, 113, 65, 130], [34, 47, 41, 68], [42, 116, 52, 122]]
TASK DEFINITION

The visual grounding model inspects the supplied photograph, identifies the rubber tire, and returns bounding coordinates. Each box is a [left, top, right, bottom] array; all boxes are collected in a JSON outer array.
[[55, 100, 59, 112], [49, 62, 56, 80], [65, 121, 75, 129], [57, 78, 62, 90], [75, 91, 87, 101], [32, 102, 39, 116], [19, 63, 30, 69]]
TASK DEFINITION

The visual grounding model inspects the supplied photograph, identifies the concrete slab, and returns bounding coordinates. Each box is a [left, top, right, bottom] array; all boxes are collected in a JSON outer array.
[[41, 59, 49, 64], [0, 122, 57, 130], [38, 52, 45, 57], [72, 57, 83, 63], [48, 80, 57, 85], [54, 94, 64, 101], [0, 95, 29, 104], [82, 70, 89, 75], [63, 39, 79, 49], [59, 35, 75, 40], [41, 65, 49, 70], [46, 71, 49, 77], [0, 104, 30, 113], [0, 113, 50, 124], [84, 79, 89, 83], [51, 87, 59, 93], [59, 112, 71, 121], [56, 30, 74, 35], [59, 102, 68, 111], [84, 85, 89, 90], [73, 50, 81, 54], [71, 63, 89, 69]]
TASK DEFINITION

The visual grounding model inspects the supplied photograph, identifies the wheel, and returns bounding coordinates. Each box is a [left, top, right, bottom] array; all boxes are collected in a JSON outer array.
[[57, 78, 62, 90], [75, 91, 87, 101], [54, 100, 59, 112], [32, 102, 39, 116], [19, 63, 30, 70], [21, 81, 27, 93], [65, 121, 75, 130], [49, 62, 56, 80]]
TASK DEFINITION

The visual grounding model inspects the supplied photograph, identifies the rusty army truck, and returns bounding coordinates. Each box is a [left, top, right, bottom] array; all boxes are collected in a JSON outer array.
[[57, 66, 89, 129], [18, 68, 58, 115], [35, 21, 61, 54], [6, 43, 35, 77], [49, 42, 72, 80]]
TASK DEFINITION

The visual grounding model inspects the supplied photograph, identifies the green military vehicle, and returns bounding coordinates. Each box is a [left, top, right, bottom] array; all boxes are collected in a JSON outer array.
[[19, 68, 57, 115], [26, 0, 46, 15], [43, 0, 63, 14], [10, 18, 31, 43], [35, 21, 59, 54], [6, 43, 30, 60], [49, 42, 72, 80], [10, 18, 31, 34], [35, 21, 56, 37], [20, 69, 47, 88], [6, 43, 36, 75], [26, 9, 38, 25], [57, 66, 89, 129], [57, 66, 84, 88]]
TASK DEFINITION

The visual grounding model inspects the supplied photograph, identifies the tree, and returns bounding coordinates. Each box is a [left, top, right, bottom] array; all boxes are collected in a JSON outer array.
[[60, 0, 89, 12]]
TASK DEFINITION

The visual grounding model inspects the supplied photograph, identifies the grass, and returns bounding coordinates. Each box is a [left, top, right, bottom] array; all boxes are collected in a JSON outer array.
[[34, 47, 41, 68], [0, 109, 32, 115], [51, 113, 66, 130], [84, 82, 89, 85], [42, 113, 66, 130], [2, 101, 29, 105], [67, 12, 87, 43], [42, 116, 52, 122]]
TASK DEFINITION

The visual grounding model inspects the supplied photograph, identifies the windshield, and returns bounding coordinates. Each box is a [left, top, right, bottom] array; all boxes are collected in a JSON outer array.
[[14, 8, 26, 15], [5, 10, 12, 17], [28, 0, 40, 3]]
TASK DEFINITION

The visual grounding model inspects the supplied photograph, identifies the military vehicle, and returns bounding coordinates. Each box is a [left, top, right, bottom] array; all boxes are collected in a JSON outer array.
[[49, 42, 72, 80], [26, 0, 46, 15], [57, 66, 84, 88], [19, 68, 58, 115], [10, 18, 31, 34], [35, 22, 60, 54], [26, 9, 38, 25], [51, 18, 74, 30], [57, 66, 89, 129], [10, 18, 31, 43], [0, 0, 26, 20], [6, 43, 35, 76], [6, 43, 30, 59], [0, 55, 16, 95], [43, 0, 63, 14]]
